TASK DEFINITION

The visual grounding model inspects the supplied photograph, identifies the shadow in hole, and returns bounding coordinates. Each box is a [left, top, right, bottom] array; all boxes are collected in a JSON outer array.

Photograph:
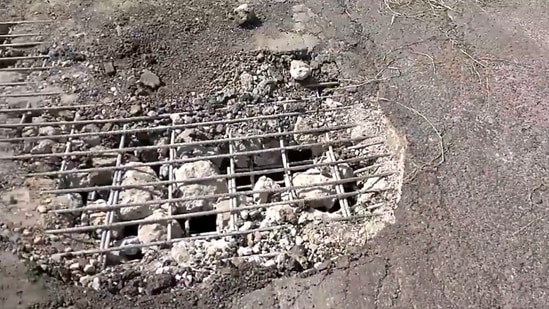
[[179, 214, 217, 235], [0, 24, 10, 45], [238, 17, 263, 30], [123, 224, 139, 237], [0, 58, 18, 69], [288, 148, 313, 163]]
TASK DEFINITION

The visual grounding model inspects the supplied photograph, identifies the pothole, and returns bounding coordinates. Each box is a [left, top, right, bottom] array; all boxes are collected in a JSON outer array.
[[0, 19, 405, 295]]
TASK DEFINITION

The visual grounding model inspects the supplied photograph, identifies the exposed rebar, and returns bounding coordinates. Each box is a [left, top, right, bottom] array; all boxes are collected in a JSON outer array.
[[0, 66, 52, 71], [0, 55, 49, 62], [0, 91, 60, 98], [26, 139, 384, 177], [99, 125, 127, 259], [0, 20, 52, 25], [42, 154, 392, 194], [0, 42, 44, 48], [47, 187, 390, 235], [0, 124, 357, 155], [0, 33, 42, 38], [0, 103, 109, 114], [0, 108, 354, 143]]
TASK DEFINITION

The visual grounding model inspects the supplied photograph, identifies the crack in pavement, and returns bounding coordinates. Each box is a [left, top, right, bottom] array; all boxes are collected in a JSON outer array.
[[341, 265, 351, 305], [374, 259, 391, 309]]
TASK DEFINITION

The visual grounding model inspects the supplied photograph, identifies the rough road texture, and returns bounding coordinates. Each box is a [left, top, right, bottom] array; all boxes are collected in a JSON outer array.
[[2, 0, 549, 308]]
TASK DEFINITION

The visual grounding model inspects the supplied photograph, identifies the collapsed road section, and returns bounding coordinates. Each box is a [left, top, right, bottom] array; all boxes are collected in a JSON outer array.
[[0, 17, 404, 295]]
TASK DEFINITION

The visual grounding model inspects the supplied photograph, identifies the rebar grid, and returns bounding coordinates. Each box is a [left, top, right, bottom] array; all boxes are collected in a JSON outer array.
[[0, 33, 42, 38], [0, 24, 58, 177], [0, 42, 45, 48], [167, 118, 177, 239], [0, 106, 348, 128], [0, 103, 110, 114], [24, 139, 383, 177], [0, 91, 60, 98], [2, 107, 394, 259], [0, 82, 36, 87], [326, 132, 351, 218], [0, 110, 354, 143], [0, 28, 395, 260], [227, 130, 238, 232], [0, 66, 52, 71], [36, 111, 391, 257], [99, 125, 127, 263], [0, 20, 52, 25]]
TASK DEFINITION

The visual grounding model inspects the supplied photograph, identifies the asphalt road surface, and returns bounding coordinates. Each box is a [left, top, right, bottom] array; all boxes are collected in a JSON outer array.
[[1, 1, 549, 308]]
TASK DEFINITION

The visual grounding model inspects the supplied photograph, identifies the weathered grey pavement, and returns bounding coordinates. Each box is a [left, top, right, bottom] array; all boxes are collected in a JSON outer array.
[[2, 0, 549, 308], [233, 1, 549, 308]]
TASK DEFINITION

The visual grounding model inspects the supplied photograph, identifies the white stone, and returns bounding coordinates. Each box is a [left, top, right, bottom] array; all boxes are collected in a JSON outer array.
[[38, 126, 60, 136], [30, 139, 55, 154], [91, 277, 101, 291], [137, 210, 183, 245], [79, 275, 92, 286], [50, 193, 84, 210], [233, 4, 258, 26], [171, 240, 192, 264], [174, 161, 228, 213], [264, 259, 276, 268], [240, 72, 254, 91], [237, 246, 253, 256], [239, 221, 253, 231], [252, 176, 281, 204], [290, 60, 311, 81], [204, 239, 230, 257], [292, 169, 336, 210], [292, 169, 337, 210], [117, 236, 141, 256], [298, 208, 334, 224], [234, 3, 251, 13], [118, 163, 162, 220], [169, 113, 183, 124], [159, 164, 170, 180], [263, 204, 293, 226], [83, 264, 95, 274], [215, 198, 232, 232], [69, 262, 80, 271], [315, 153, 354, 179]]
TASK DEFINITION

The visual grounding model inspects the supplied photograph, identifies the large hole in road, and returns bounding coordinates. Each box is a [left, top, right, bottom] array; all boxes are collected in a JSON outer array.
[[4, 48, 406, 294]]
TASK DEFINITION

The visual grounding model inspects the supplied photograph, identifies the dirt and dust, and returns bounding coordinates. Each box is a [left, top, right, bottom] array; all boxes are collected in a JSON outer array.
[[2, 0, 549, 308]]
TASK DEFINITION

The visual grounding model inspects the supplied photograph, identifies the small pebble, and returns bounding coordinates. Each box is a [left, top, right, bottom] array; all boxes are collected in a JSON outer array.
[[83, 264, 96, 274], [33, 236, 43, 245], [69, 262, 81, 271]]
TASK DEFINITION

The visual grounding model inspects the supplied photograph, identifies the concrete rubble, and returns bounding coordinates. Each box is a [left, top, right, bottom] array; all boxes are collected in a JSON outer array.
[[118, 163, 163, 220], [174, 160, 228, 213], [10, 46, 400, 298]]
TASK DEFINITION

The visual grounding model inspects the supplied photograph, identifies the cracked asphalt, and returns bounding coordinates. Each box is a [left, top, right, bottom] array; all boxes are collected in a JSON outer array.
[[2, 0, 549, 308]]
